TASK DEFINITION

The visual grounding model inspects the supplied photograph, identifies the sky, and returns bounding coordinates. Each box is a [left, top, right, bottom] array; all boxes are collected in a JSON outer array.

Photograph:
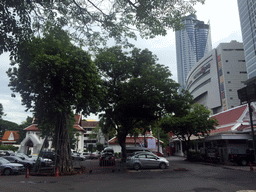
[[0, 0, 242, 125]]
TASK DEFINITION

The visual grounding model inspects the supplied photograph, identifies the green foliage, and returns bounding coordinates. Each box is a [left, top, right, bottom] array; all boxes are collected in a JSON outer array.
[[88, 144, 93, 153], [6, 27, 103, 173], [0, 144, 19, 151], [161, 102, 218, 154], [95, 46, 180, 160], [7, 27, 102, 133], [96, 143, 104, 152], [0, 119, 19, 136], [0, 103, 4, 119], [1, 0, 205, 55]]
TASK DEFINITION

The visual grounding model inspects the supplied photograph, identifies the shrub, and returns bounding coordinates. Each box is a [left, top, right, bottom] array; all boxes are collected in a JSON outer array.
[[0, 144, 19, 151]]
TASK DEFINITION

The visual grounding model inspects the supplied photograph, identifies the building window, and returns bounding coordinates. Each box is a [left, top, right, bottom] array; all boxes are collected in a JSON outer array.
[[240, 71, 247, 74], [226, 60, 228, 62], [227, 71, 230, 74], [230, 97, 233, 100], [228, 81, 231, 83], [229, 89, 232, 91]]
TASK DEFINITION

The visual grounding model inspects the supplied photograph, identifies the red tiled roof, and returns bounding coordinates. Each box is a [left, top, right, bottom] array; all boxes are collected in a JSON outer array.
[[209, 126, 233, 135], [24, 124, 40, 131], [211, 105, 247, 126], [73, 124, 86, 133], [1, 131, 19, 141], [74, 114, 82, 125], [81, 121, 99, 128]]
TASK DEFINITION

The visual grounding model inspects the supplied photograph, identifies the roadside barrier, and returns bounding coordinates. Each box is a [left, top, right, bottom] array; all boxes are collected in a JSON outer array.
[[55, 166, 59, 177], [249, 162, 254, 172], [25, 168, 29, 179]]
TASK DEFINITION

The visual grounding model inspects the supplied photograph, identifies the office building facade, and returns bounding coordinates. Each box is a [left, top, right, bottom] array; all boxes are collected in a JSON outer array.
[[175, 15, 212, 89], [237, 0, 256, 79], [186, 41, 247, 114]]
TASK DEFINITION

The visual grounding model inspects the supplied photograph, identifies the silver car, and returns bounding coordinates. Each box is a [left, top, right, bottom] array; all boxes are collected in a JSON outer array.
[[126, 152, 169, 170], [0, 157, 25, 175]]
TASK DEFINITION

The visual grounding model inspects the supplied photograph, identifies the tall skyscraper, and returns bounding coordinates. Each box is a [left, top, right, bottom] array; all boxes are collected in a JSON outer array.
[[175, 15, 212, 89], [237, 0, 256, 80]]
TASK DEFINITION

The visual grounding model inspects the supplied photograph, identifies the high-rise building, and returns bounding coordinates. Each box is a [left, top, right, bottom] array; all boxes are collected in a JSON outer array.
[[175, 15, 212, 89], [186, 40, 247, 114], [237, 0, 256, 79]]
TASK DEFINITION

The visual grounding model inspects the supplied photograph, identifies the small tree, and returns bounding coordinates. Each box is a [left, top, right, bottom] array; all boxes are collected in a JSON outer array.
[[160, 103, 218, 156]]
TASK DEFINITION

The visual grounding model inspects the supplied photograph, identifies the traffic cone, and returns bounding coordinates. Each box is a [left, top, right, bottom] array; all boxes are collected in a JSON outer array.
[[25, 167, 29, 179], [249, 162, 254, 172], [55, 166, 59, 177]]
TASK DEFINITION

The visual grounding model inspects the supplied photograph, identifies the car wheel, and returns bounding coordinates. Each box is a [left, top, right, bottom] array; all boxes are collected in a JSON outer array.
[[241, 159, 248, 166], [4, 168, 12, 176], [133, 163, 141, 170], [159, 163, 167, 169]]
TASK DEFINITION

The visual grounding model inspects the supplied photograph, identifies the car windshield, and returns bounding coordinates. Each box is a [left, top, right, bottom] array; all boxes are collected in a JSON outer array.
[[17, 153, 30, 159], [13, 156, 23, 161], [0, 157, 11, 164]]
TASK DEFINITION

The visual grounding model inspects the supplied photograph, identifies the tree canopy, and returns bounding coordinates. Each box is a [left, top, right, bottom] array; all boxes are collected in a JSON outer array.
[[95, 46, 180, 160], [1, 0, 205, 55], [160, 102, 218, 155], [6, 27, 103, 174]]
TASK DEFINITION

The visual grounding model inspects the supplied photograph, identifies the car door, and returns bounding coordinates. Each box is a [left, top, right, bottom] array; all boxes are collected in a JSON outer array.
[[137, 154, 147, 168], [146, 154, 159, 168]]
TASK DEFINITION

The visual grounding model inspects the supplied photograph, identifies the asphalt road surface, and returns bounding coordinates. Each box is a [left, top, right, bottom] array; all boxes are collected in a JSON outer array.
[[0, 156, 256, 192]]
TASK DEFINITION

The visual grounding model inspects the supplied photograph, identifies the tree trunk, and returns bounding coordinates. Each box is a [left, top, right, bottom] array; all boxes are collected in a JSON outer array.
[[54, 112, 74, 174], [118, 133, 127, 163]]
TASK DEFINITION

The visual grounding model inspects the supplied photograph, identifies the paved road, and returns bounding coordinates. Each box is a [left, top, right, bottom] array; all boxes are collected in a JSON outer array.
[[0, 156, 256, 192]]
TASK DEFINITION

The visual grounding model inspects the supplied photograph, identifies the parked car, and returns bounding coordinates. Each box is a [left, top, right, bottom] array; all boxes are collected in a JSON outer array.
[[152, 151, 165, 157], [99, 148, 115, 166], [89, 152, 100, 159], [41, 151, 56, 161], [72, 153, 86, 161], [13, 153, 35, 162], [0, 157, 25, 175], [126, 152, 169, 170], [29, 154, 53, 167], [2, 156, 35, 169], [0, 150, 15, 157], [82, 152, 90, 159], [125, 147, 151, 157]]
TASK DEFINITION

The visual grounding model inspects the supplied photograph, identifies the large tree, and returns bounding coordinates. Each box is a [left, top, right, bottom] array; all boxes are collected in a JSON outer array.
[[6, 27, 102, 174], [95, 46, 180, 161], [1, 0, 205, 55], [160, 102, 218, 156]]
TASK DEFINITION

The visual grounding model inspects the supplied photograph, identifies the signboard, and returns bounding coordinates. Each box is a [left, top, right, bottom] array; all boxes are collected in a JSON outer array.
[[147, 138, 156, 149]]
